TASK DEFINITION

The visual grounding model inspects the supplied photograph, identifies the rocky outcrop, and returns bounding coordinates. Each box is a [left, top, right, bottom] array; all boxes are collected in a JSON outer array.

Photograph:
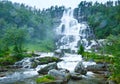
[[36, 57, 62, 65], [0, 66, 8, 72], [14, 57, 62, 69], [48, 69, 70, 82], [86, 63, 109, 72], [74, 62, 87, 75], [39, 80, 63, 84], [70, 72, 82, 80], [106, 80, 117, 84], [38, 62, 58, 74]]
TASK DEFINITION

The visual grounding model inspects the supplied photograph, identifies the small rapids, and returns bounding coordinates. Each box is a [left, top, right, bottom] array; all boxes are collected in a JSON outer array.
[[0, 52, 97, 84]]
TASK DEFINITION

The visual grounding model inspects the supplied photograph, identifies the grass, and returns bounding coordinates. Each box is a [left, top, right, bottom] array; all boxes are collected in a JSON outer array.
[[25, 43, 54, 52], [0, 52, 32, 66], [36, 75, 55, 83], [83, 52, 113, 63]]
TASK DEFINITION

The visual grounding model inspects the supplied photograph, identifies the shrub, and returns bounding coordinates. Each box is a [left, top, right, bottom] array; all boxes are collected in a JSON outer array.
[[0, 56, 16, 66]]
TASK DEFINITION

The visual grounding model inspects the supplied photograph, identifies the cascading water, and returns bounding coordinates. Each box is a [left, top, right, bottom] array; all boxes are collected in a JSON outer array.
[[57, 8, 96, 73], [56, 8, 97, 53]]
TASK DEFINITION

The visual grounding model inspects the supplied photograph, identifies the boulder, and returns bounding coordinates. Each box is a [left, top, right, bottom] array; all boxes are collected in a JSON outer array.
[[0, 74, 6, 77], [70, 72, 82, 80], [38, 80, 63, 84], [54, 49, 64, 57], [38, 62, 58, 74], [36, 57, 62, 65], [0, 66, 8, 72], [106, 80, 117, 84], [74, 62, 87, 75], [48, 69, 70, 82], [86, 63, 109, 72]]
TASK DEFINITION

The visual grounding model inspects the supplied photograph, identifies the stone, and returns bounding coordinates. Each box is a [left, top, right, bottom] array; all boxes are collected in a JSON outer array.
[[74, 62, 87, 75], [38, 62, 58, 74], [39, 80, 63, 84], [86, 63, 108, 72], [0, 74, 6, 77], [48, 69, 70, 82], [36, 57, 62, 65], [70, 72, 82, 80], [0, 66, 8, 72], [106, 80, 117, 84], [54, 49, 64, 57]]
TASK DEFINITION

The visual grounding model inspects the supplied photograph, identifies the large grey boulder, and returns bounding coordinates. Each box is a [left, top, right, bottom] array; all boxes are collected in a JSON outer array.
[[38, 62, 58, 74], [48, 69, 70, 82], [74, 62, 87, 75]]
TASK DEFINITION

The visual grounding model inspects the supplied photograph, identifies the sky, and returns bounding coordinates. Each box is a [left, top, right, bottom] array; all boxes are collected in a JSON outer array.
[[8, 0, 116, 10]]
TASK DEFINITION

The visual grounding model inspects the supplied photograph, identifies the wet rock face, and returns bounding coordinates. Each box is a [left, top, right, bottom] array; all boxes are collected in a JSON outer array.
[[38, 62, 58, 74], [54, 49, 65, 57], [70, 72, 82, 80], [14, 57, 62, 69], [48, 69, 70, 82], [86, 63, 109, 72], [74, 62, 87, 75]]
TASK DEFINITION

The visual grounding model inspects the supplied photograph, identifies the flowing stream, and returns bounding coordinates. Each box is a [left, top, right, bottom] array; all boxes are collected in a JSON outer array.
[[0, 8, 105, 84]]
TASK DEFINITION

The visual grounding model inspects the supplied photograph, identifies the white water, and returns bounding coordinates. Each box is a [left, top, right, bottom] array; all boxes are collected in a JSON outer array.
[[57, 53, 96, 72], [56, 8, 97, 52]]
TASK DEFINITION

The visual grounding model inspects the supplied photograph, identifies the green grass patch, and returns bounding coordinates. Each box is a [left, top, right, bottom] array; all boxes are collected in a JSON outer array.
[[36, 75, 55, 83], [25, 43, 54, 52], [83, 52, 113, 63]]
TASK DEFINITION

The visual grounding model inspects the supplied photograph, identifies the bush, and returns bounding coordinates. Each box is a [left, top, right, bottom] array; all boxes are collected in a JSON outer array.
[[0, 56, 16, 66], [78, 45, 84, 55]]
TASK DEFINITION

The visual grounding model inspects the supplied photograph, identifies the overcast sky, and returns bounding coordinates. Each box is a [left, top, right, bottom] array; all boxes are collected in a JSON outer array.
[[8, 0, 116, 9]]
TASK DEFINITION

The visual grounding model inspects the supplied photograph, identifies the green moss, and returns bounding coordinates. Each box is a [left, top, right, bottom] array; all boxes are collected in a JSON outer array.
[[38, 57, 61, 64], [36, 75, 55, 83]]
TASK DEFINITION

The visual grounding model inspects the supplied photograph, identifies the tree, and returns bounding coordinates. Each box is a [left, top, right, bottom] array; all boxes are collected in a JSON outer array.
[[105, 35, 120, 83], [3, 26, 27, 53], [78, 45, 84, 55]]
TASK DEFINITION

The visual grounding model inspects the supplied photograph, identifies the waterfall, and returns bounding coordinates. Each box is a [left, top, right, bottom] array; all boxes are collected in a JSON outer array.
[[56, 8, 97, 53]]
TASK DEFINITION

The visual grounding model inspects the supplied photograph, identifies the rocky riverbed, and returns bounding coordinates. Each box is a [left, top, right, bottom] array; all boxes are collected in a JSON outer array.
[[0, 52, 111, 84]]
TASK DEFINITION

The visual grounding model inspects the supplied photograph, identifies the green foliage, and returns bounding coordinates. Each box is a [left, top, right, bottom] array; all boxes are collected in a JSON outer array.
[[0, 56, 16, 66], [78, 45, 84, 55], [36, 75, 55, 83], [104, 35, 120, 83], [75, 0, 120, 39], [4, 26, 27, 53], [0, 0, 65, 53], [83, 52, 113, 63]]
